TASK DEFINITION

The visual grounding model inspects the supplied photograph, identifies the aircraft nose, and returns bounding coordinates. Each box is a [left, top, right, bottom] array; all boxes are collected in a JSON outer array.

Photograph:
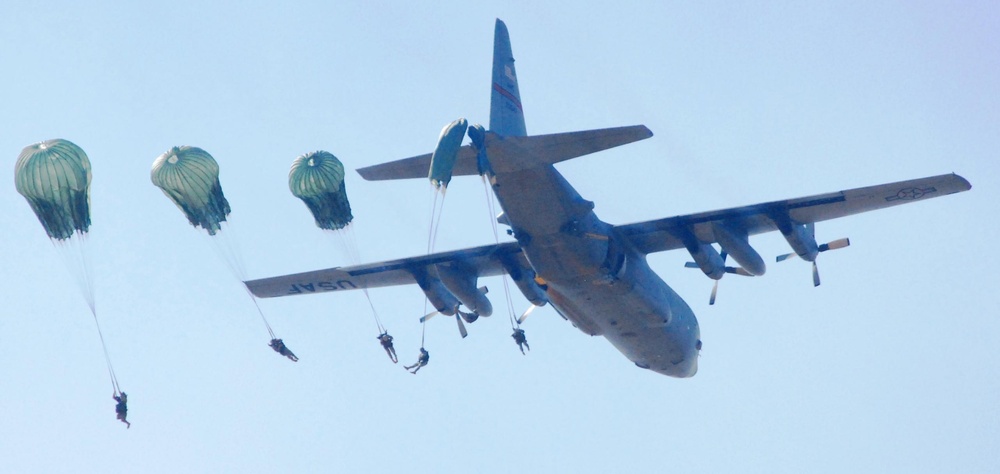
[[673, 339, 701, 378]]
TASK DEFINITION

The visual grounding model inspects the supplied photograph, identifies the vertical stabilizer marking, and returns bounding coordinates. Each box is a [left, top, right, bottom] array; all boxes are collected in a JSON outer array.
[[490, 19, 527, 137]]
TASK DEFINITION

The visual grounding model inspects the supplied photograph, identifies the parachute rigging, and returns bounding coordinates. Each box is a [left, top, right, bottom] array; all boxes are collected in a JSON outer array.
[[151, 146, 291, 356], [467, 125, 530, 344], [15, 139, 126, 397], [425, 118, 469, 254], [289, 151, 391, 357], [419, 119, 475, 343]]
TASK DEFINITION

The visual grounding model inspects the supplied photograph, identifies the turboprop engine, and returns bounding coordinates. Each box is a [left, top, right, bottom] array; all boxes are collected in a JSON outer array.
[[781, 222, 821, 262], [511, 267, 548, 307], [413, 268, 461, 316], [680, 225, 755, 305], [711, 222, 766, 276], [774, 221, 850, 287], [435, 261, 493, 317], [685, 241, 728, 280], [412, 265, 485, 339]]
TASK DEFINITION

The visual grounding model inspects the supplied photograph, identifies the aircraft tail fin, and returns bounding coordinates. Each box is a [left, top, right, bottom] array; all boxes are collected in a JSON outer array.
[[355, 19, 652, 182], [490, 19, 527, 137]]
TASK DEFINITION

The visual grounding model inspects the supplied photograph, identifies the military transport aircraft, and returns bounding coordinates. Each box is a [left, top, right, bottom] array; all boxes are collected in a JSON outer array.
[[245, 19, 971, 377]]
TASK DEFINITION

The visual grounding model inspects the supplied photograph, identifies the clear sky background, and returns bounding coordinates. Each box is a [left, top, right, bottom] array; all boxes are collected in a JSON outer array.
[[2, 1, 997, 473]]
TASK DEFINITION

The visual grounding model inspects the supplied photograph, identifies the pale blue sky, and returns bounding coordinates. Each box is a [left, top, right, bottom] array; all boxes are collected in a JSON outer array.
[[2, 1, 997, 472]]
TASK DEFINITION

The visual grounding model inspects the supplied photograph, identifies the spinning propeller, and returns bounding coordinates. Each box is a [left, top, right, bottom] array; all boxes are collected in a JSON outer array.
[[516, 304, 540, 324], [685, 250, 752, 305], [419, 305, 479, 338], [775, 223, 850, 287]]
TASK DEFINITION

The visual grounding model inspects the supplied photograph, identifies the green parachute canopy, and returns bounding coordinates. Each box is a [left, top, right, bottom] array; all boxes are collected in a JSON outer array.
[[467, 123, 490, 175], [151, 146, 231, 236], [15, 139, 92, 241], [429, 118, 468, 189], [289, 150, 353, 230]]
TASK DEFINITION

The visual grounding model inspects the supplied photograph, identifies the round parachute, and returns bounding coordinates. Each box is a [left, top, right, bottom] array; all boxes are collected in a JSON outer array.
[[15, 139, 92, 241], [289, 150, 353, 230], [429, 118, 468, 189], [151, 146, 231, 236]]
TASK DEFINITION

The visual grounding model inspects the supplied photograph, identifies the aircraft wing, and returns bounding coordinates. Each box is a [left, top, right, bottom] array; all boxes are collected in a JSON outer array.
[[616, 173, 972, 254], [245, 242, 525, 298]]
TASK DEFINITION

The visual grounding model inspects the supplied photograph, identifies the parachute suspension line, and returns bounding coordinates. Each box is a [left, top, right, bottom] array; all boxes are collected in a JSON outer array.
[[243, 286, 277, 340], [331, 226, 385, 335], [52, 233, 96, 315], [336, 226, 365, 270], [49, 233, 122, 393], [426, 189, 437, 253], [203, 222, 279, 340], [206, 222, 248, 282], [426, 187, 450, 254], [362, 288, 385, 334], [420, 310, 427, 348], [431, 195, 448, 252], [480, 176, 519, 330], [90, 311, 122, 396]]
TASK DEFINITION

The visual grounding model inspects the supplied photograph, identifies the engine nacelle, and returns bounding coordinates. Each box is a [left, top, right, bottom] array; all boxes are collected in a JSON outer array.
[[781, 223, 819, 262], [512, 268, 549, 307], [436, 262, 493, 316], [712, 222, 766, 276], [687, 242, 727, 280], [412, 268, 461, 315], [497, 252, 549, 307]]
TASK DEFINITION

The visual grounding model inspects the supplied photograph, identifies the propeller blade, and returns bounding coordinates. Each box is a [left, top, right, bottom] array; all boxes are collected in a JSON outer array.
[[456, 312, 468, 338], [820, 238, 851, 252], [726, 266, 753, 277], [812, 261, 821, 287], [776, 252, 798, 263], [457, 308, 479, 323], [419, 311, 440, 323], [709, 279, 719, 305], [517, 305, 538, 324], [684, 262, 700, 269]]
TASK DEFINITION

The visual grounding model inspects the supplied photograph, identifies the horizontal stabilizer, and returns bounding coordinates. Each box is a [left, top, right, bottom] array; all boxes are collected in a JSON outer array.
[[356, 125, 652, 181]]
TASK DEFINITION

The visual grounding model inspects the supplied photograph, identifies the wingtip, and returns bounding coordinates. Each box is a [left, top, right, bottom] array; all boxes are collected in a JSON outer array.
[[952, 173, 972, 191], [640, 125, 654, 139], [355, 166, 377, 181]]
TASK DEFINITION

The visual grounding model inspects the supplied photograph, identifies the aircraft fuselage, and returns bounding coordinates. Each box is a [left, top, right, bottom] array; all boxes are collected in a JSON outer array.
[[489, 162, 700, 377]]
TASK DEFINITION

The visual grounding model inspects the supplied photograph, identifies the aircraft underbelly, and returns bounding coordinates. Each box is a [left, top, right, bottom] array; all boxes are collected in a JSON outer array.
[[490, 159, 700, 377], [542, 254, 701, 378]]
